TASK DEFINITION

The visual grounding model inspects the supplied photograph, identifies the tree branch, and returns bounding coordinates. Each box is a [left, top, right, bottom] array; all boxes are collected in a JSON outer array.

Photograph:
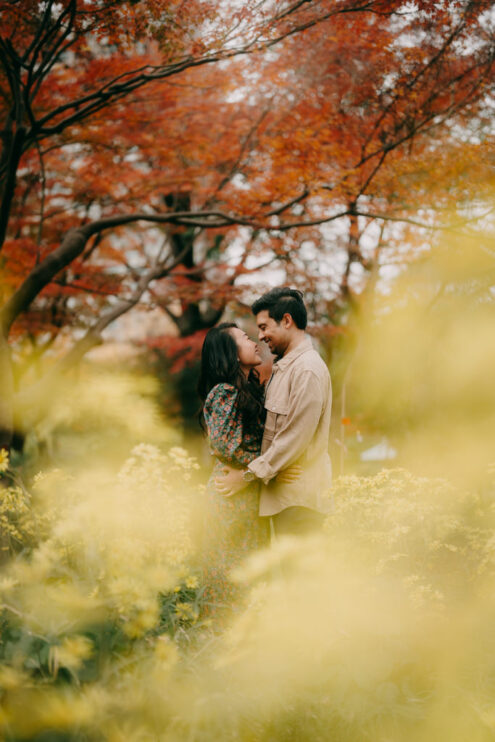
[[6, 1, 392, 161], [1, 186, 490, 340]]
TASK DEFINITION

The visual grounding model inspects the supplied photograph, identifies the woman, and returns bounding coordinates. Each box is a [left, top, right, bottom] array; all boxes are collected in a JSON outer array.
[[198, 322, 268, 614]]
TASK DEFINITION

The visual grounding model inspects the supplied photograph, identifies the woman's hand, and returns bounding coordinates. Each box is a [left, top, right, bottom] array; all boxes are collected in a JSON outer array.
[[276, 464, 303, 484], [214, 466, 247, 497]]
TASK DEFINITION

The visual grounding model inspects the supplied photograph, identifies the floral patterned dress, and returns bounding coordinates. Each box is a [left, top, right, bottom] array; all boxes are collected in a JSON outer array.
[[202, 383, 269, 613]]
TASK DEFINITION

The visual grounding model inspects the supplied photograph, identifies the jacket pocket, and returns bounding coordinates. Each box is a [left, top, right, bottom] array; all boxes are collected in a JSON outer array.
[[263, 410, 277, 441], [264, 399, 289, 440], [264, 399, 289, 417]]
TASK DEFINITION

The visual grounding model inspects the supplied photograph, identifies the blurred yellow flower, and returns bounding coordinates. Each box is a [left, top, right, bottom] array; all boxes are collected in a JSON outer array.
[[0, 448, 9, 473], [169, 446, 188, 459], [37, 691, 94, 729], [154, 635, 179, 666], [0, 665, 28, 690], [123, 601, 160, 638], [175, 601, 197, 622], [0, 576, 18, 594], [54, 636, 93, 672]]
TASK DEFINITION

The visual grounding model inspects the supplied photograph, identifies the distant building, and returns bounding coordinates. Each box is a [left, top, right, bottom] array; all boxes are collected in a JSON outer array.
[[360, 438, 397, 462]]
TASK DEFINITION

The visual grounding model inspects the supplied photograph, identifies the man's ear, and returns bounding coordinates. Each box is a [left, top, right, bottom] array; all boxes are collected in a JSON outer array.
[[282, 313, 293, 328]]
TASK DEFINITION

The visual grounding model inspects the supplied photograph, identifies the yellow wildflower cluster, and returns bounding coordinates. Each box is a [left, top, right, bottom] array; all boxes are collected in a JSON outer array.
[[0, 439, 202, 656], [0, 484, 35, 552], [3, 450, 495, 741], [29, 371, 178, 463], [326, 468, 493, 607], [50, 635, 94, 674], [0, 432, 209, 738], [174, 601, 198, 623]]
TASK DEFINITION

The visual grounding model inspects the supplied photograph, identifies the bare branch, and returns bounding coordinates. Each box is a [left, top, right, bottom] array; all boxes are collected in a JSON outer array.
[[206, 106, 272, 203], [10, 2, 390, 157], [361, 14, 468, 159], [264, 187, 310, 217], [354, 208, 494, 232], [2, 184, 490, 340]]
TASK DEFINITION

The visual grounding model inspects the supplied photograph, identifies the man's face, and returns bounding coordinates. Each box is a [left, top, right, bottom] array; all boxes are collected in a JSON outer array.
[[255, 310, 290, 356]]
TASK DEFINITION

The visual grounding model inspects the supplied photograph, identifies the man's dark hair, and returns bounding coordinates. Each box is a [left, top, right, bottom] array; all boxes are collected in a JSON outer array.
[[251, 287, 307, 330]]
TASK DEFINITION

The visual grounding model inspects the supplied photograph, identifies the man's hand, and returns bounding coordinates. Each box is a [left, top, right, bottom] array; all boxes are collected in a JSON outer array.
[[214, 463, 303, 496], [276, 464, 303, 484], [214, 466, 247, 497]]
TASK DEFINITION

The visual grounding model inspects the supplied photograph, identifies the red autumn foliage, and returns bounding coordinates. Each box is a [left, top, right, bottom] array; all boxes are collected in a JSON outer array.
[[0, 0, 494, 440]]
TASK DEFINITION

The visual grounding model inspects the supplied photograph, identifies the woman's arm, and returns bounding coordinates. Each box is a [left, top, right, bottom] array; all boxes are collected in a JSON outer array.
[[204, 383, 245, 466]]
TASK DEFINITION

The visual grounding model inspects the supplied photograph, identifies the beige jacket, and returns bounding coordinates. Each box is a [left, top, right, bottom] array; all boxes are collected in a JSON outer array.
[[248, 336, 332, 517]]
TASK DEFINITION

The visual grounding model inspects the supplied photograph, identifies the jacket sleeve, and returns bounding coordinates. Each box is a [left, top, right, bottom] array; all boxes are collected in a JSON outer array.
[[247, 369, 324, 483], [203, 383, 245, 467]]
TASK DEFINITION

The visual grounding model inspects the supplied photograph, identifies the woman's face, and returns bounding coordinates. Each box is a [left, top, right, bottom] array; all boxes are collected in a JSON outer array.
[[228, 327, 262, 371]]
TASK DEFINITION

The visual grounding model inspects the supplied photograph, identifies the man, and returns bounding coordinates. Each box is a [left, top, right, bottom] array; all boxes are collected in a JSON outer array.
[[215, 288, 332, 536]]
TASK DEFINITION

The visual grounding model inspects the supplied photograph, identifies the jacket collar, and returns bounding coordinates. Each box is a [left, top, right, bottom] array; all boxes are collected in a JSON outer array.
[[272, 336, 313, 372]]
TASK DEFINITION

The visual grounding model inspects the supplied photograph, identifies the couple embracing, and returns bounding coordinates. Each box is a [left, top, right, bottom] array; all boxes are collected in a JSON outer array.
[[198, 288, 332, 608]]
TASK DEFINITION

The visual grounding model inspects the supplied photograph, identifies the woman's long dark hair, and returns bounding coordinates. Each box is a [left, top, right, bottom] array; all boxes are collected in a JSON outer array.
[[198, 323, 264, 431]]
